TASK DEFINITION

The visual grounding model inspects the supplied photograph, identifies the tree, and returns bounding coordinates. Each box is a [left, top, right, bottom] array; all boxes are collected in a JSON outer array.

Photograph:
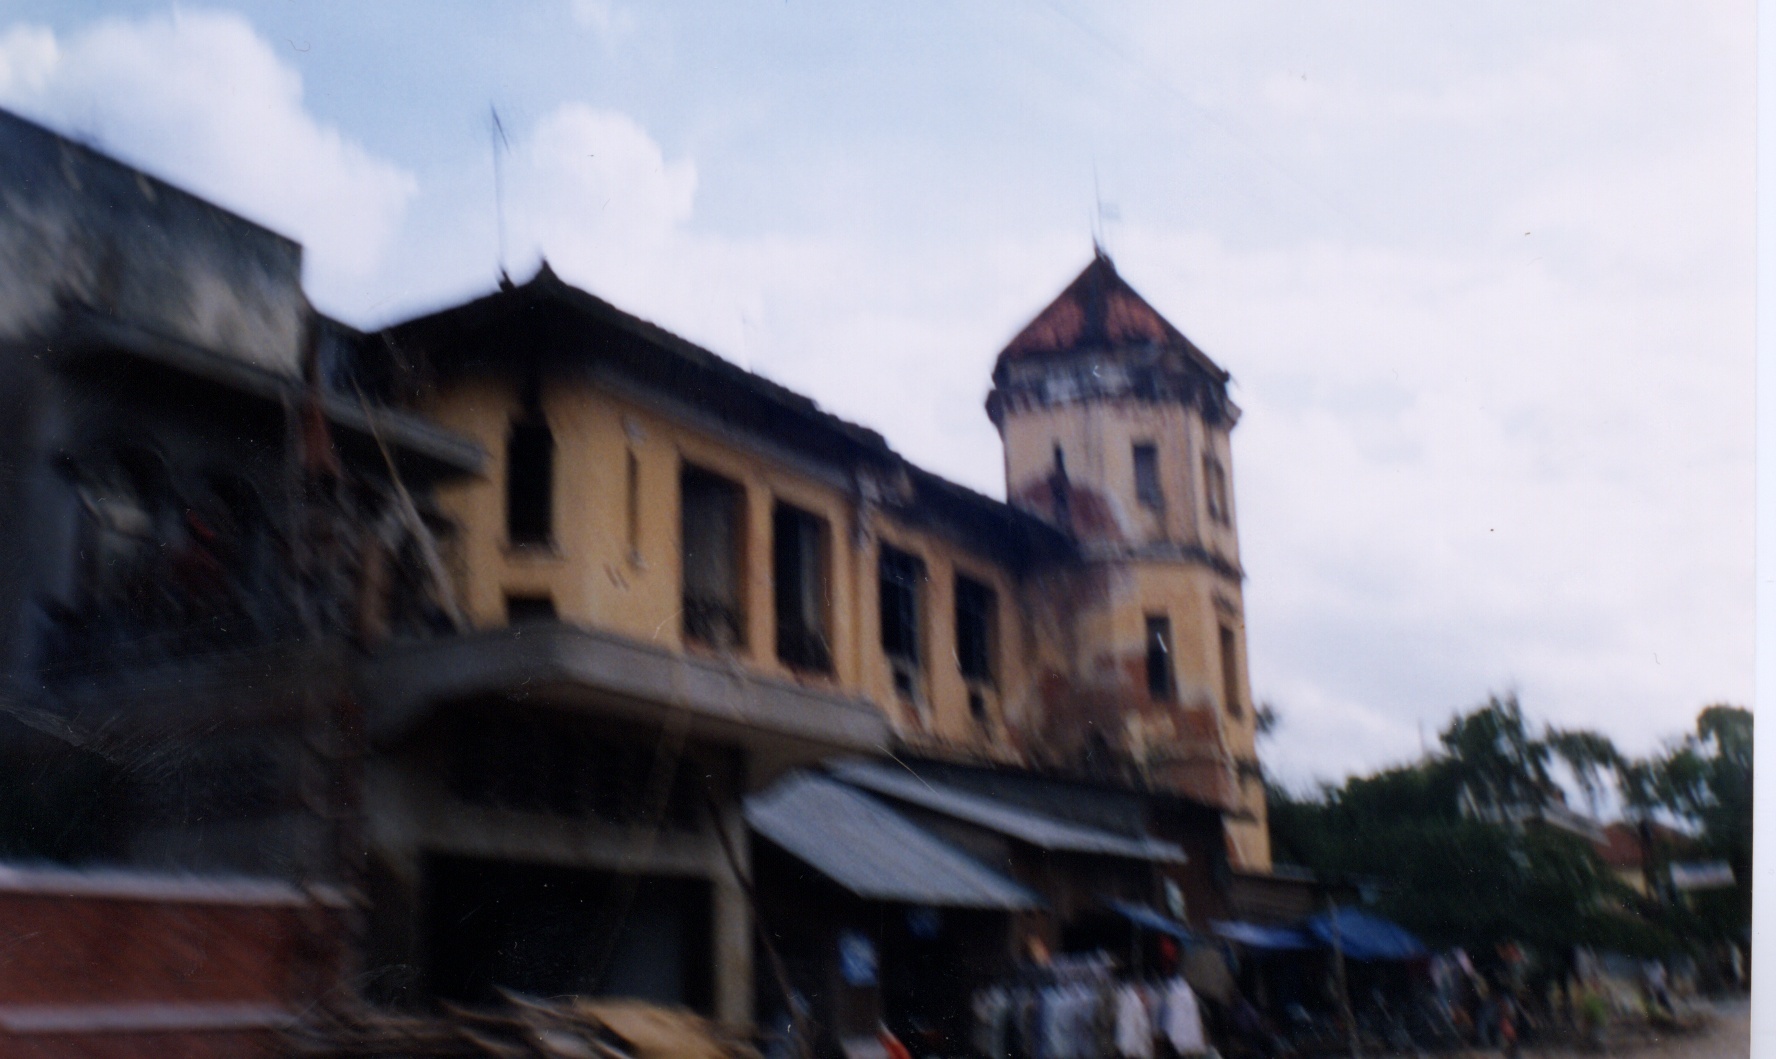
[[1651, 705, 1752, 940], [1438, 693, 1555, 822], [1268, 693, 1665, 960]]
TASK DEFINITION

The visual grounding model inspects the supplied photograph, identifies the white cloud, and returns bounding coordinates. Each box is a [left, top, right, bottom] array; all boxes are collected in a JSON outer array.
[[567, 0, 634, 37], [0, 10, 415, 304], [0, 25, 56, 93]]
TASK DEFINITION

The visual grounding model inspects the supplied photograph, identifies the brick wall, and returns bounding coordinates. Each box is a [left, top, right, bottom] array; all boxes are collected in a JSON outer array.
[[0, 865, 343, 1058]]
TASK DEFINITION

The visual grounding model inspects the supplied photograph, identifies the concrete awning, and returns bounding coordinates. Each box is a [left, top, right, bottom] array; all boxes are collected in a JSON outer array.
[[747, 773, 1040, 910], [356, 623, 891, 782]]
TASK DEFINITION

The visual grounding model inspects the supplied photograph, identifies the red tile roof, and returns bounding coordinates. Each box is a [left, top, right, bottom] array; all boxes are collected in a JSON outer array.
[[1595, 820, 1696, 869], [996, 251, 1227, 382]]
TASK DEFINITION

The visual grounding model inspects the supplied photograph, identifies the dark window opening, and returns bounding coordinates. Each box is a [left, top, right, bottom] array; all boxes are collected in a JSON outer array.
[[73, 444, 170, 605], [506, 416, 554, 545], [681, 466, 745, 649], [1220, 623, 1243, 718], [879, 546, 925, 699], [1133, 442, 1163, 509], [1052, 444, 1071, 529], [625, 450, 641, 562], [446, 711, 704, 829], [1146, 615, 1175, 701], [968, 690, 988, 726], [505, 593, 557, 624], [425, 855, 712, 1012], [1205, 457, 1230, 526], [773, 503, 832, 673], [954, 575, 996, 684]]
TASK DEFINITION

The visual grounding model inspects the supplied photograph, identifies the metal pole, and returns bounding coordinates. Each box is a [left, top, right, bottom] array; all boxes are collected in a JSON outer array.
[[1327, 896, 1360, 1058]]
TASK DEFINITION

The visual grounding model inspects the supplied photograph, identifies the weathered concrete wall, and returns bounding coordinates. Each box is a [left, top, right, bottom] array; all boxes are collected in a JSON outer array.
[[0, 108, 305, 375], [1001, 397, 1240, 566], [364, 715, 753, 1023], [994, 358, 1266, 867]]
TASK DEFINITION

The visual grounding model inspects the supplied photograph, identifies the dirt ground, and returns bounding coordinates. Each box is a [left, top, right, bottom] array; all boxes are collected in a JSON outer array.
[[1502, 998, 1751, 1059]]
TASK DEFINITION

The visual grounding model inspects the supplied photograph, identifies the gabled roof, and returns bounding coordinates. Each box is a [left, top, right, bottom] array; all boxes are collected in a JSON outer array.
[[385, 263, 896, 466], [383, 263, 1075, 570], [996, 251, 1228, 383]]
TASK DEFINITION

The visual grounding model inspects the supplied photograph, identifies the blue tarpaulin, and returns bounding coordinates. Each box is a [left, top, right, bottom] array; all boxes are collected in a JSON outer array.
[[1304, 907, 1427, 961], [1209, 919, 1314, 951]]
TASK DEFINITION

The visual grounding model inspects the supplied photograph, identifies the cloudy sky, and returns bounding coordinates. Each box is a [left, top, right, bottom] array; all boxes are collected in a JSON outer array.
[[0, 2, 1753, 786]]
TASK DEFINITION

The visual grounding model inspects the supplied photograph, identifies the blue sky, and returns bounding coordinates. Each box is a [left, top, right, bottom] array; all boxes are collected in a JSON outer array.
[[0, 2, 1753, 786]]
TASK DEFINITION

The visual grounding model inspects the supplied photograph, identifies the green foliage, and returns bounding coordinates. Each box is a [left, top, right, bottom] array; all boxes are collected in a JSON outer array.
[[1436, 694, 1552, 819], [1653, 705, 1752, 940], [1270, 767, 1638, 954], [1267, 695, 1752, 958]]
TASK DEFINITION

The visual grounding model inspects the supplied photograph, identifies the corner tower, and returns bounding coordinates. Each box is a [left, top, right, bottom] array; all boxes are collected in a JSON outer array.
[[986, 250, 1269, 870]]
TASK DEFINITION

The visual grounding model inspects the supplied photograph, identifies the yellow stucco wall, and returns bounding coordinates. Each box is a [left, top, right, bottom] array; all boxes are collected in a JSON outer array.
[[424, 369, 1270, 869], [424, 375, 1046, 763]]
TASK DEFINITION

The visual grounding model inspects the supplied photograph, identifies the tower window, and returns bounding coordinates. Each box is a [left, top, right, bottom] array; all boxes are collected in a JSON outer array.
[[1205, 457, 1230, 526], [879, 546, 926, 699], [1220, 623, 1243, 718], [505, 594, 557, 624], [1133, 442, 1163, 509], [1146, 615, 1175, 701], [773, 503, 832, 673], [505, 416, 554, 545], [681, 466, 746, 649], [954, 575, 996, 684]]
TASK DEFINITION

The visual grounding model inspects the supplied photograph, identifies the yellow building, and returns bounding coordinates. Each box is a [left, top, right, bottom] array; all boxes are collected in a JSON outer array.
[[365, 252, 1269, 1017]]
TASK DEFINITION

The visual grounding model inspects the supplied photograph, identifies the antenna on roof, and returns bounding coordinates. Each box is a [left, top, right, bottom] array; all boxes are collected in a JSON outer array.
[[490, 103, 512, 288], [1091, 164, 1119, 260], [1092, 164, 1103, 253]]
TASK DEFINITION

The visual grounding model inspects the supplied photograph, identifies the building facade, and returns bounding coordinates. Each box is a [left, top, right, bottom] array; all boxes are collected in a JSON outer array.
[[1, 100, 1282, 1048]]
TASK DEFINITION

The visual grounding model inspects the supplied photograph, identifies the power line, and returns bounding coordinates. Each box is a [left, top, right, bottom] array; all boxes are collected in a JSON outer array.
[[1017, 0, 1376, 242]]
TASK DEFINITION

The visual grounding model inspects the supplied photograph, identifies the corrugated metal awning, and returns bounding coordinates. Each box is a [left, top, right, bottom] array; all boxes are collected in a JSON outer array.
[[1103, 899, 1196, 942], [746, 773, 1041, 910], [830, 761, 1188, 864]]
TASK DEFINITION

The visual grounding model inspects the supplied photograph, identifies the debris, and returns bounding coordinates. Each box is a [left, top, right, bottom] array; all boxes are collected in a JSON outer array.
[[285, 991, 761, 1059]]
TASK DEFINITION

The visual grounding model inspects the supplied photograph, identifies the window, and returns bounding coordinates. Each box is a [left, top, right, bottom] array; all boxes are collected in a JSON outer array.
[[1146, 615, 1175, 701], [1219, 623, 1243, 718], [1133, 442, 1163, 509], [968, 690, 988, 726], [878, 546, 926, 699], [505, 594, 557, 624], [1052, 444, 1071, 528], [1205, 456, 1230, 526], [954, 574, 996, 684], [625, 450, 641, 563], [506, 416, 554, 545], [681, 466, 745, 649], [773, 503, 831, 673]]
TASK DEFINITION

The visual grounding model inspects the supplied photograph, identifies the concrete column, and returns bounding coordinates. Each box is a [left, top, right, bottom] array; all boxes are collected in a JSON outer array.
[[711, 794, 755, 1027], [363, 841, 425, 1007]]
